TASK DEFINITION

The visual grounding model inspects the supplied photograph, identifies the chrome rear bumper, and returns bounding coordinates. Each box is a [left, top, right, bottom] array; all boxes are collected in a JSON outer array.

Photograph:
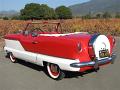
[[70, 54, 116, 69]]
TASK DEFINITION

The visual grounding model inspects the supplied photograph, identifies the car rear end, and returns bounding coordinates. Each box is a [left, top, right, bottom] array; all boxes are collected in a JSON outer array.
[[70, 34, 116, 72]]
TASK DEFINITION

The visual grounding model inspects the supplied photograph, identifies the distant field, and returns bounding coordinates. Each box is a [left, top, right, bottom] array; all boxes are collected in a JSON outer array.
[[0, 19, 120, 38]]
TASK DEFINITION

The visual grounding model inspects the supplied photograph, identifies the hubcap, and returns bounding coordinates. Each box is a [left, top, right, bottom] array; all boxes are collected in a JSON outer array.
[[10, 53, 16, 62], [47, 63, 60, 79], [49, 64, 60, 76]]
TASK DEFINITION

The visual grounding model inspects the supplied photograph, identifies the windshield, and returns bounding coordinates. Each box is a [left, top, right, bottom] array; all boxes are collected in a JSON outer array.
[[25, 22, 62, 33]]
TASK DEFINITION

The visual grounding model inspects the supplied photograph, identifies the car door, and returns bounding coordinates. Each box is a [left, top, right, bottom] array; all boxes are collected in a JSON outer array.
[[19, 34, 37, 63], [20, 34, 36, 52]]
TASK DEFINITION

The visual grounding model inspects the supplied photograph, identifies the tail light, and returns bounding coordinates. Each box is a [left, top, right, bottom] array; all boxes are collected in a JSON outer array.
[[88, 45, 95, 60], [113, 37, 115, 45], [77, 43, 82, 52]]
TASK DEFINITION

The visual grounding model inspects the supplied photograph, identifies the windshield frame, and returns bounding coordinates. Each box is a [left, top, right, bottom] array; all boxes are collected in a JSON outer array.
[[24, 22, 63, 33]]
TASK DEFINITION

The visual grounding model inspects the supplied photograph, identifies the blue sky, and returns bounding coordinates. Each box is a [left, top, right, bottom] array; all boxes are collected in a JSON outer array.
[[0, 0, 90, 11]]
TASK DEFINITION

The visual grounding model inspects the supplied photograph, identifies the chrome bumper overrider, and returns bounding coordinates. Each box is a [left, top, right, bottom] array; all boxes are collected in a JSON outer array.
[[70, 54, 116, 69]]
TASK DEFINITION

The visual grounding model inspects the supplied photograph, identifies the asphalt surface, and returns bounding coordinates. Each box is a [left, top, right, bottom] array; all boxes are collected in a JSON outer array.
[[0, 37, 120, 90]]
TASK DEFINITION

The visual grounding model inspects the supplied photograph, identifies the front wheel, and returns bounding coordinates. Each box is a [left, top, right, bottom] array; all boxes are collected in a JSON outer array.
[[9, 53, 17, 63], [47, 63, 65, 80]]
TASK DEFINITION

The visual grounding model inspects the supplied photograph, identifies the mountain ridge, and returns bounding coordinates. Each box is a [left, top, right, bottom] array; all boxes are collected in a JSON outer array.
[[69, 0, 120, 16]]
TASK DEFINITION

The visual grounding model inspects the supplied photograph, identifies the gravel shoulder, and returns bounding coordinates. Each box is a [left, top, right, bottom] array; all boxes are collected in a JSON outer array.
[[0, 38, 4, 51]]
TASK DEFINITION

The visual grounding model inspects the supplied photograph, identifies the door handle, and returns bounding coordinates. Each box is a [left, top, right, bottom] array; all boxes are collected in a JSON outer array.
[[32, 41, 39, 44]]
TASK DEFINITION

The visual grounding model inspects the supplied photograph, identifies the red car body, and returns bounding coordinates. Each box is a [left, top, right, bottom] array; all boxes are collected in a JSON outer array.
[[4, 22, 116, 80]]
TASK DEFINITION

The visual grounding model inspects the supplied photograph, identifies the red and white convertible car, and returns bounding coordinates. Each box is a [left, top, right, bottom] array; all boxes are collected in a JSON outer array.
[[4, 22, 116, 80]]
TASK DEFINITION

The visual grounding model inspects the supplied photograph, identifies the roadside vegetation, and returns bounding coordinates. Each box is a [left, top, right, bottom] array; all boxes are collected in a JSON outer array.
[[0, 19, 120, 38]]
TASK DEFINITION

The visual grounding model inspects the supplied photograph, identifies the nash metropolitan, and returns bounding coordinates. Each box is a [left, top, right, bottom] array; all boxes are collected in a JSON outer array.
[[4, 22, 116, 80]]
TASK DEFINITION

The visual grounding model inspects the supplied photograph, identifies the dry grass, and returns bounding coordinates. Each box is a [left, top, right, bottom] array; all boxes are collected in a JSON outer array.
[[61, 19, 120, 35], [0, 19, 120, 37], [0, 19, 120, 38]]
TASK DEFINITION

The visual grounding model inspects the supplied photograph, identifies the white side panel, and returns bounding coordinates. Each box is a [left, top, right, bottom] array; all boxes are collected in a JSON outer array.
[[4, 39, 36, 63], [37, 54, 80, 71], [5, 39, 25, 51]]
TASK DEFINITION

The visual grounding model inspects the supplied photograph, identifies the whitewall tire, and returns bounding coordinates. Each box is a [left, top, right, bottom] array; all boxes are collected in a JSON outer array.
[[47, 63, 65, 80], [9, 53, 17, 63]]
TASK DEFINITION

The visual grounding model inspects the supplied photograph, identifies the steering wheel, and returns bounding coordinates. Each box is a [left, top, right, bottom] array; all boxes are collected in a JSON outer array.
[[32, 27, 44, 33]]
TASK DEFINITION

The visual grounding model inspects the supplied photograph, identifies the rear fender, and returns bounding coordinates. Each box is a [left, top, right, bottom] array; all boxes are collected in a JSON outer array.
[[107, 35, 116, 54]]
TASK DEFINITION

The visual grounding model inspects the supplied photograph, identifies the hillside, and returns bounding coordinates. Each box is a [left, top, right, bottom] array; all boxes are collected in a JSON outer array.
[[69, 0, 120, 16], [0, 10, 19, 17]]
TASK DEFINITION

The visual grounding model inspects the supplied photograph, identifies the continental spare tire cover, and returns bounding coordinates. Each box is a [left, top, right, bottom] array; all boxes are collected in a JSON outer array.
[[93, 35, 110, 60]]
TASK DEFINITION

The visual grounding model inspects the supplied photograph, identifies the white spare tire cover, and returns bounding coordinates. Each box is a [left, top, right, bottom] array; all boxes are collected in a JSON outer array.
[[93, 35, 110, 60]]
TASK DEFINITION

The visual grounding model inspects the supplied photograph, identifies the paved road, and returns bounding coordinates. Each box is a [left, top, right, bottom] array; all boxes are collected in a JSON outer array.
[[0, 37, 120, 90]]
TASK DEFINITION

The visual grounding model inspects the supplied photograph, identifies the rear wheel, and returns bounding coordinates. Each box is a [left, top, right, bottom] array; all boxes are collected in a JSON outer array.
[[47, 63, 65, 80], [9, 53, 17, 63]]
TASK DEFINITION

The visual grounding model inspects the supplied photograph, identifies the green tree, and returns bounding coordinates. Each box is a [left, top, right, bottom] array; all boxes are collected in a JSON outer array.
[[55, 6, 72, 19], [3, 17, 9, 20], [20, 3, 41, 20], [11, 16, 20, 20], [102, 12, 111, 18], [96, 13, 102, 19], [39, 4, 57, 19], [82, 12, 92, 19], [20, 3, 57, 20], [115, 12, 120, 18]]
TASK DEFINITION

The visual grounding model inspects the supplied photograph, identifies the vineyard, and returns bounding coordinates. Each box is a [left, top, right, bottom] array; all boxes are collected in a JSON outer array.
[[0, 19, 120, 39]]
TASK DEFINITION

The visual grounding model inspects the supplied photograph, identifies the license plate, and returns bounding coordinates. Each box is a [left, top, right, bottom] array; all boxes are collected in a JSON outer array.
[[99, 49, 110, 58]]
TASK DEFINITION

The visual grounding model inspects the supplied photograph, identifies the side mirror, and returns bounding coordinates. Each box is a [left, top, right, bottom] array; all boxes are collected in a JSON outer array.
[[23, 31, 29, 36]]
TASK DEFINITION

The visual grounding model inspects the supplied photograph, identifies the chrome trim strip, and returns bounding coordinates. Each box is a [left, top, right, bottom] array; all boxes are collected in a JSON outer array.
[[70, 54, 116, 68], [89, 33, 100, 46]]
